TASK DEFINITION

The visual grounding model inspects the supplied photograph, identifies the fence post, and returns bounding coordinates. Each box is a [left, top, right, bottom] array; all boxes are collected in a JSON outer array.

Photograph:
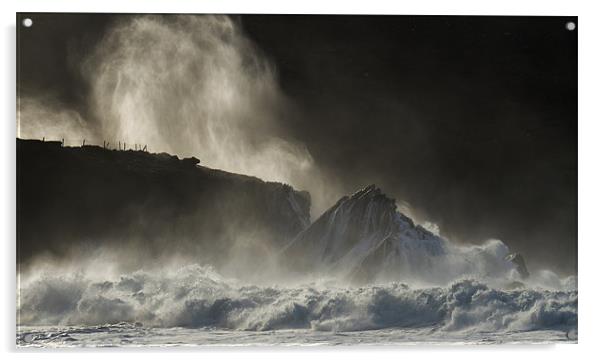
[[61, 138, 64, 147]]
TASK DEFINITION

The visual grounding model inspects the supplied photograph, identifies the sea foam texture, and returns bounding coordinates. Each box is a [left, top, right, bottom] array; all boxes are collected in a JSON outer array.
[[18, 264, 576, 334]]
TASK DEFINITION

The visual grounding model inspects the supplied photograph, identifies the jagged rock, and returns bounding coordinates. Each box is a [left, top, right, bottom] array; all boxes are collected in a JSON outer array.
[[283, 184, 528, 284], [505, 252, 530, 279], [283, 184, 447, 282], [182, 156, 200, 166]]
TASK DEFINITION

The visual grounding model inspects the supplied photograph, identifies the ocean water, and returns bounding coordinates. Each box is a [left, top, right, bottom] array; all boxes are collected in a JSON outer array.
[[17, 264, 577, 347], [17, 324, 575, 347]]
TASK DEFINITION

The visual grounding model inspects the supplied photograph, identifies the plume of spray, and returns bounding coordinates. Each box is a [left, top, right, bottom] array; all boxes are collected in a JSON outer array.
[[16, 14, 576, 287], [15, 17, 578, 332], [18, 15, 338, 215]]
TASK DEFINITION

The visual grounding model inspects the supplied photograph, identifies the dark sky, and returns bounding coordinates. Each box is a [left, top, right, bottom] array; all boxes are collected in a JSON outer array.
[[17, 14, 577, 275]]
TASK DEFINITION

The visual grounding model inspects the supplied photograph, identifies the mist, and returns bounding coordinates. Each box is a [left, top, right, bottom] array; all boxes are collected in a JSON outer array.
[[16, 14, 577, 276], [15, 15, 579, 344], [18, 15, 339, 216]]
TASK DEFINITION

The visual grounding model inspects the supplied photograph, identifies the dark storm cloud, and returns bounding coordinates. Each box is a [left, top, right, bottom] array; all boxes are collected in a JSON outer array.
[[17, 14, 577, 274]]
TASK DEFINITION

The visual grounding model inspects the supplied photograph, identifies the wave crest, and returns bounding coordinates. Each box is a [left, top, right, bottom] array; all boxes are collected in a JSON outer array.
[[18, 264, 577, 334]]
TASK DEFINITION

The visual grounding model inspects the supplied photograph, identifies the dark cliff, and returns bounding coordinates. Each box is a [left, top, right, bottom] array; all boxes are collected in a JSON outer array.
[[17, 139, 311, 270]]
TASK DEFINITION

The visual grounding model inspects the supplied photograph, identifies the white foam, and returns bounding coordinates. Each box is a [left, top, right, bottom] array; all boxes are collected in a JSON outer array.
[[18, 264, 577, 334]]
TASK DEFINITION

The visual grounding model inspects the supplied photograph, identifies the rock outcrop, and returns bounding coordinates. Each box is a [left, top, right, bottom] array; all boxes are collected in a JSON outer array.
[[283, 184, 525, 284], [283, 185, 447, 282]]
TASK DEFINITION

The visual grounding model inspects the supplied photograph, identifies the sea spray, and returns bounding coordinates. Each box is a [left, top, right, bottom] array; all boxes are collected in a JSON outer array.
[[18, 264, 577, 334]]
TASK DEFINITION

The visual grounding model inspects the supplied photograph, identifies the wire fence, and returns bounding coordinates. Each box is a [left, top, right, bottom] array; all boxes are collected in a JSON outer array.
[[33, 137, 150, 152]]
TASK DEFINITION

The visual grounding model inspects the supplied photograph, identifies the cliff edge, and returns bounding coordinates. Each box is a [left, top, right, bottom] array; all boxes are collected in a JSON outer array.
[[17, 138, 311, 270]]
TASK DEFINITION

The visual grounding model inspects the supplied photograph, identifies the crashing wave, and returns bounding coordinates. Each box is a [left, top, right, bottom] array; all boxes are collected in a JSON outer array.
[[17, 184, 577, 336], [18, 264, 576, 333]]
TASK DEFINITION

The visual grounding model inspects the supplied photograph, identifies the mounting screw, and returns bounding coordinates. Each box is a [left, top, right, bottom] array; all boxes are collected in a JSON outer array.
[[566, 21, 576, 31]]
